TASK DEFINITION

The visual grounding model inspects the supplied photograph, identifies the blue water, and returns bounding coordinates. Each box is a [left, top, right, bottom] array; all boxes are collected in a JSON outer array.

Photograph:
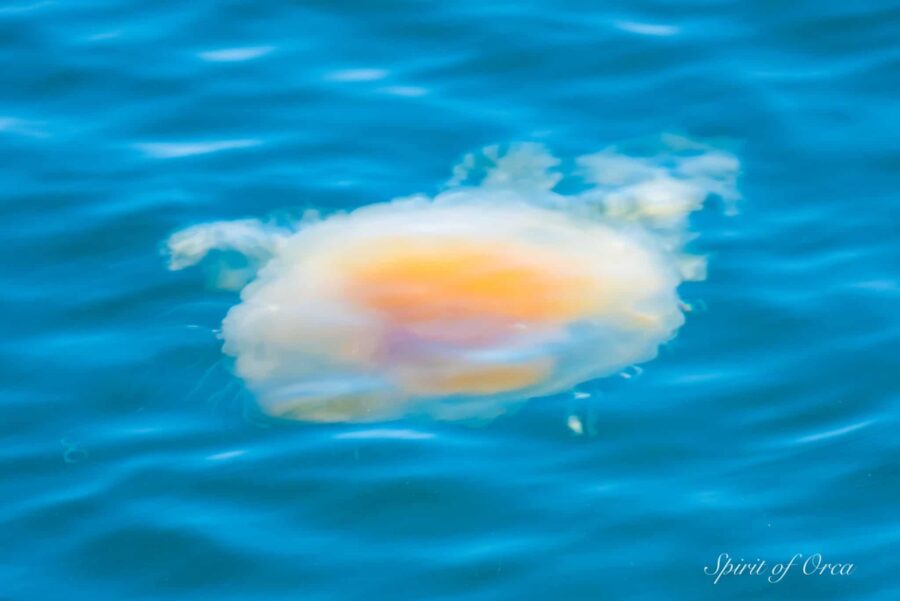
[[2, 1, 898, 599]]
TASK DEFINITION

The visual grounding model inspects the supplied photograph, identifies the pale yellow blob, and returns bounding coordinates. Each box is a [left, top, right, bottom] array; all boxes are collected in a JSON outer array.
[[398, 357, 555, 396], [166, 139, 740, 422]]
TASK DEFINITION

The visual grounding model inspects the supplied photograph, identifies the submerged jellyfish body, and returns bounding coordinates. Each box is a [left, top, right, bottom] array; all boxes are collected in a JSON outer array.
[[167, 138, 739, 422]]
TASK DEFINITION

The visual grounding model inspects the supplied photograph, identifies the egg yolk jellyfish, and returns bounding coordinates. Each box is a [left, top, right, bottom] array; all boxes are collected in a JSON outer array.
[[166, 136, 740, 422]]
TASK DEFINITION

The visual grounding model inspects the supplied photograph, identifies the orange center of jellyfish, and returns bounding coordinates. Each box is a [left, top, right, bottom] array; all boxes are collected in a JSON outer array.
[[344, 238, 601, 326], [337, 237, 604, 396]]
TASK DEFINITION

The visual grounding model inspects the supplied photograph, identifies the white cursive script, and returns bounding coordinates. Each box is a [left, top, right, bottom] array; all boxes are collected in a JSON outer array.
[[705, 553, 855, 584]]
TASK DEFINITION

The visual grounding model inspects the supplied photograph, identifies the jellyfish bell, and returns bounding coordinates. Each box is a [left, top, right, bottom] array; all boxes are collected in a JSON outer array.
[[167, 140, 739, 422]]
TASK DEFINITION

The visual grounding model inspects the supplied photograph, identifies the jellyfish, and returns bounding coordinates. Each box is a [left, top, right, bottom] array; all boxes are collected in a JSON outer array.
[[166, 138, 739, 422]]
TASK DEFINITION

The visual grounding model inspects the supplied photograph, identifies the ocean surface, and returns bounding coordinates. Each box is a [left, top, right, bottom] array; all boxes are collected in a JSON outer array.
[[2, 1, 898, 599]]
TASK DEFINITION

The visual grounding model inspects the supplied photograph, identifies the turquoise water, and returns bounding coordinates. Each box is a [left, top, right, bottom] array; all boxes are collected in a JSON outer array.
[[2, 1, 898, 599]]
